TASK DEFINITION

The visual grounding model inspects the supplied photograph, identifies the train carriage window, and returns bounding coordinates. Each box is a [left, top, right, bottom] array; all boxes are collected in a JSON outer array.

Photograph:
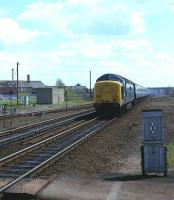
[[125, 83, 127, 97]]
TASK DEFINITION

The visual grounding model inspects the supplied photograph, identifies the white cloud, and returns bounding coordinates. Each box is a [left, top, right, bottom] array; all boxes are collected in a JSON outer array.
[[57, 38, 112, 59], [170, 5, 174, 12], [0, 18, 47, 46], [131, 12, 145, 34], [17, 1, 145, 37], [0, 0, 174, 87], [68, 0, 100, 5], [56, 37, 152, 61], [0, 42, 174, 87], [112, 38, 151, 51], [18, 2, 63, 20]]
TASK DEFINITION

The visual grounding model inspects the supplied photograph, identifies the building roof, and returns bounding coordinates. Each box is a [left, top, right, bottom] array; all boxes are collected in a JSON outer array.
[[20, 81, 46, 88], [0, 80, 46, 88]]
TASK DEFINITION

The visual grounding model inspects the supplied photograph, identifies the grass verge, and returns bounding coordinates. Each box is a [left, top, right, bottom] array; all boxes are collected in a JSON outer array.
[[167, 144, 174, 167]]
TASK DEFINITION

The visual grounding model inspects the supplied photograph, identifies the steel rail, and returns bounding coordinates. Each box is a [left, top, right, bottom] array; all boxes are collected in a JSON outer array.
[[0, 118, 112, 194], [0, 108, 94, 136], [0, 117, 97, 164], [0, 110, 96, 146]]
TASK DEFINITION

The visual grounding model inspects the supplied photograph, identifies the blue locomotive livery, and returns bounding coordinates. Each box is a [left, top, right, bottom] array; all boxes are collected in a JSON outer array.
[[93, 73, 151, 115]]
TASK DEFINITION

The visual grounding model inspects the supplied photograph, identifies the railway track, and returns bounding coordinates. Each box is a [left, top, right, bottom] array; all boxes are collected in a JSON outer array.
[[0, 108, 96, 149], [0, 116, 114, 194], [0, 103, 93, 120]]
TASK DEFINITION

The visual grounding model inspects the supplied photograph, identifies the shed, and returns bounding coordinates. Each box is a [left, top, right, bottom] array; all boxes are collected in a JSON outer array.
[[36, 87, 64, 104]]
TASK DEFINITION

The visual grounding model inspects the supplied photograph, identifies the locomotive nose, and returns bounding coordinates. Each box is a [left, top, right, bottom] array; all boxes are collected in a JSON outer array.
[[94, 82, 117, 103]]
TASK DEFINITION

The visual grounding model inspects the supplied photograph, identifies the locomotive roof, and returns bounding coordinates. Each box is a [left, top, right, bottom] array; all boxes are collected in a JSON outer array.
[[96, 73, 135, 85]]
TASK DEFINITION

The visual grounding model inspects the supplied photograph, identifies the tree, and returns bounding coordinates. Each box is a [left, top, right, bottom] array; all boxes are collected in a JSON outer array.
[[56, 78, 65, 87], [75, 83, 81, 86]]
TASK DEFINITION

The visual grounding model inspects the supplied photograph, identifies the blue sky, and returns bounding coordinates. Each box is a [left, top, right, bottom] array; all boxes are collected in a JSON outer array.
[[0, 0, 174, 87]]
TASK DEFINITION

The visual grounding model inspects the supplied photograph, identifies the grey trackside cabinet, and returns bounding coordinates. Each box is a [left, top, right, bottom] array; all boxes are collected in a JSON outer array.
[[141, 109, 167, 176]]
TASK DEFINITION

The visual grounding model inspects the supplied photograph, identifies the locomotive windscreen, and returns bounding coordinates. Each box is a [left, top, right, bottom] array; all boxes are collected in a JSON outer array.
[[96, 73, 124, 83]]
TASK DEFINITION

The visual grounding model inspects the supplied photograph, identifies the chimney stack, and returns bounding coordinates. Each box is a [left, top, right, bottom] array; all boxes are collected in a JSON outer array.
[[12, 68, 14, 82], [27, 74, 30, 83]]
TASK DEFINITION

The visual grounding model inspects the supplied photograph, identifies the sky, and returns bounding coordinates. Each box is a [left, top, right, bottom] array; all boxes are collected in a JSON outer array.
[[0, 0, 174, 88]]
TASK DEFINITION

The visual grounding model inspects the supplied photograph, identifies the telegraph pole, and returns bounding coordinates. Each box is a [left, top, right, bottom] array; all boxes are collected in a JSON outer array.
[[17, 62, 19, 107]]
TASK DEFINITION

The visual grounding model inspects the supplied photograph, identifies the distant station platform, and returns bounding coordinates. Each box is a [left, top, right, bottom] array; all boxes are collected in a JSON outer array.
[[1, 169, 174, 200]]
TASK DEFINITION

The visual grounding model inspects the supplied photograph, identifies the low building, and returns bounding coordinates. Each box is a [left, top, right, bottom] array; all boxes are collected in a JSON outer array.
[[36, 87, 64, 104]]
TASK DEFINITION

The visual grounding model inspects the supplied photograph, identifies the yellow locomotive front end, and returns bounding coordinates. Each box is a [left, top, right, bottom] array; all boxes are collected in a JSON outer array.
[[94, 80, 123, 114]]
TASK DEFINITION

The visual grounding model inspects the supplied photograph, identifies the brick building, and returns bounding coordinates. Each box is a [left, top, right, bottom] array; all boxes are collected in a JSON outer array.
[[0, 80, 45, 95]]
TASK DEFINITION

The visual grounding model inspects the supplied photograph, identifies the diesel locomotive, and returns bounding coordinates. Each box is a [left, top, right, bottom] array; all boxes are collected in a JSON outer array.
[[93, 73, 151, 115]]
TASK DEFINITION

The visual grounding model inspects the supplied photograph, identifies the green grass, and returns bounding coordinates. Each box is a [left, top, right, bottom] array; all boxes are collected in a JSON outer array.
[[0, 100, 17, 106], [0, 97, 93, 113], [0, 99, 37, 107], [63, 99, 92, 106], [167, 144, 174, 167], [34, 99, 93, 110]]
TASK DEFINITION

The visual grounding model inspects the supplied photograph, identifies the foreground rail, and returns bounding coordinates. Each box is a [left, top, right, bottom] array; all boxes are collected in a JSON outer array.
[[0, 117, 115, 194], [0, 108, 95, 148]]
